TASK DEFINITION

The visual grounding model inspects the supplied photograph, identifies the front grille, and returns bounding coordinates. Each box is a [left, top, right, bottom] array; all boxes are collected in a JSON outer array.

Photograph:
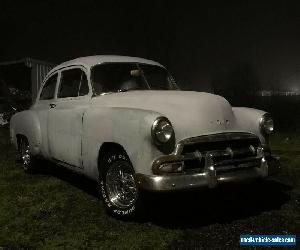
[[179, 133, 262, 173], [182, 137, 260, 155]]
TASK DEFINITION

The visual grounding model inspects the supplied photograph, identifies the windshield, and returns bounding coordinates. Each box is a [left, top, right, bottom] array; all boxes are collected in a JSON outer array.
[[91, 63, 178, 95]]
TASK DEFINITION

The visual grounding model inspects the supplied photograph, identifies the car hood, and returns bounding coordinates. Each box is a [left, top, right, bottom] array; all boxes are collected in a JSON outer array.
[[91, 90, 242, 140]]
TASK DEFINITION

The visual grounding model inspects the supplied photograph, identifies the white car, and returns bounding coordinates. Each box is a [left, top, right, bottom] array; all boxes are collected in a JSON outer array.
[[10, 55, 277, 218]]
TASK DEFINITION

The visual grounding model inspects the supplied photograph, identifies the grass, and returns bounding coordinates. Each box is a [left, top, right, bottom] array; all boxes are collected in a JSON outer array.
[[0, 128, 299, 249]]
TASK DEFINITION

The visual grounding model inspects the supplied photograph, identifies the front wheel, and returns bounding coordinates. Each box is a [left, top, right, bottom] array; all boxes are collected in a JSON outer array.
[[98, 152, 144, 218]]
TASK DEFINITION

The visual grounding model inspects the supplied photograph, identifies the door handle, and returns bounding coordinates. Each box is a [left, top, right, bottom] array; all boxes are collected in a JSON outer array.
[[49, 103, 56, 108]]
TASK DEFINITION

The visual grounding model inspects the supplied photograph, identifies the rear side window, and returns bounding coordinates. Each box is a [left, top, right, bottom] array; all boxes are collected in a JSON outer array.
[[40, 74, 58, 100], [58, 68, 89, 98]]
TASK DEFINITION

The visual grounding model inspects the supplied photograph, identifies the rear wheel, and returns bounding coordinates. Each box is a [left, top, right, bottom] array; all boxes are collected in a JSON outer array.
[[98, 151, 144, 218], [19, 137, 37, 173]]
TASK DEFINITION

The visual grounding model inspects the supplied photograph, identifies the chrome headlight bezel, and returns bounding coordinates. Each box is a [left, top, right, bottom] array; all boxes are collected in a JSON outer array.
[[151, 116, 174, 145], [151, 116, 175, 154], [259, 113, 274, 135]]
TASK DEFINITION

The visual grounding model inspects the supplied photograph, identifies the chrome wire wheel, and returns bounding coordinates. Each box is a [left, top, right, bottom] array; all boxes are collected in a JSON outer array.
[[105, 162, 138, 209], [20, 139, 31, 170]]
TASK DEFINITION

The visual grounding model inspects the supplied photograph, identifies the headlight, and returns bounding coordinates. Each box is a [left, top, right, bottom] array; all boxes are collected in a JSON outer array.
[[151, 117, 174, 145], [260, 113, 274, 134]]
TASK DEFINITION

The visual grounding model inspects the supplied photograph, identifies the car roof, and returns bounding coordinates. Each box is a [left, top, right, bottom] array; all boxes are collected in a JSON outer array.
[[48, 55, 164, 75]]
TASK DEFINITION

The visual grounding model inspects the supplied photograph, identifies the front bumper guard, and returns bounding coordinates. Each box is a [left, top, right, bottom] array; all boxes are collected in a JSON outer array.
[[135, 149, 281, 192], [135, 160, 269, 191], [136, 133, 280, 192]]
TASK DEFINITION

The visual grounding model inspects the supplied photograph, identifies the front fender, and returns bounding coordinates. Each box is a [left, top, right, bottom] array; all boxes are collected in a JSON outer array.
[[82, 107, 164, 180], [232, 107, 268, 145]]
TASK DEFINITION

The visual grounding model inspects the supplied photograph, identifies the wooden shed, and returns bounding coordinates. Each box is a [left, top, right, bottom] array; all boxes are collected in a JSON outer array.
[[0, 58, 55, 102]]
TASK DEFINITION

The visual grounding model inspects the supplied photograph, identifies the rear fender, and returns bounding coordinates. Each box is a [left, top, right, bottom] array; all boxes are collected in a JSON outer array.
[[10, 110, 42, 155]]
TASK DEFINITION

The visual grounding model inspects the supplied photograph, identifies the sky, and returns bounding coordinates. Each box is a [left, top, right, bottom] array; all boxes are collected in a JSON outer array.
[[1, 1, 300, 91]]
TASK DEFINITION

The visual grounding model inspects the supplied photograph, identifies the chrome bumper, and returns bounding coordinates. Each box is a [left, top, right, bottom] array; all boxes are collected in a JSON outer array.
[[135, 160, 269, 191], [135, 133, 279, 192]]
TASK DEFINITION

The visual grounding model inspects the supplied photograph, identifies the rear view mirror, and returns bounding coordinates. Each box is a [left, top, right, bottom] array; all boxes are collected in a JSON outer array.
[[130, 69, 142, 77]]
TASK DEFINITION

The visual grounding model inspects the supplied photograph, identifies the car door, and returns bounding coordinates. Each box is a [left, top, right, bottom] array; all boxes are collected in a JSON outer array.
[[32, 72, 59, 159], [47, 66, 91, 168]]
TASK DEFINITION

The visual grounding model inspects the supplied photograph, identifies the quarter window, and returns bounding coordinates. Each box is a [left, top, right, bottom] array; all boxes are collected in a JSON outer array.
[[58, 68, 89, 98], [40, 74, 58, 100]]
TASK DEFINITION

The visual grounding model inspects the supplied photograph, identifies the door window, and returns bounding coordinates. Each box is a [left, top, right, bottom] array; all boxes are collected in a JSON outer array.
[[40, 73, 58, 100], [58, 68, 89, 98]]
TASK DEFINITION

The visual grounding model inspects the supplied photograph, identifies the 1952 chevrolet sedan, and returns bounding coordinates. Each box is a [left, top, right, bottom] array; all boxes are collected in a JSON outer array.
[[10, 55, 277, 218]]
